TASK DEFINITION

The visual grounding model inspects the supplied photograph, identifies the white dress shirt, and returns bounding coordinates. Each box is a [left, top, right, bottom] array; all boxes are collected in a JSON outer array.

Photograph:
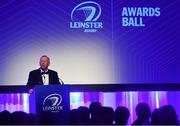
[[40, 69, 49, 85]]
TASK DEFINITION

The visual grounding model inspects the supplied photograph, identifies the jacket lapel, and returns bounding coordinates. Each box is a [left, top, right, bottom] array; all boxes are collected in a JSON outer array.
[[38, 69, 43, 85], [49, 71, 52, 84]]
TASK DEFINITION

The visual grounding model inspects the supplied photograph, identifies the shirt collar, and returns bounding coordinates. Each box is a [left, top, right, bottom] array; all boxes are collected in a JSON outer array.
[[40, 68, 48, 73]]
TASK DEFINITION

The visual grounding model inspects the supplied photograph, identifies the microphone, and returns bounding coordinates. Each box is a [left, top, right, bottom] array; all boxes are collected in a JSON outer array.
[[59, 78, 64, 85]]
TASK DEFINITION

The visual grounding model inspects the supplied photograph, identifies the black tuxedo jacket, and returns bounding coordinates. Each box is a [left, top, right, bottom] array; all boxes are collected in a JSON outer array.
[[26, 69, 60, 89]]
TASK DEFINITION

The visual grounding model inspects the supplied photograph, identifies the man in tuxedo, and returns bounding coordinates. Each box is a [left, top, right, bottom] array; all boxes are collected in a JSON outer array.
[[27, 55, 62, 93]]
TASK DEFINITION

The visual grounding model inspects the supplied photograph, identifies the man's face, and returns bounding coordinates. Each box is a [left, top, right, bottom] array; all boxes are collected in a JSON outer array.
[[39, 57, 49, 70]]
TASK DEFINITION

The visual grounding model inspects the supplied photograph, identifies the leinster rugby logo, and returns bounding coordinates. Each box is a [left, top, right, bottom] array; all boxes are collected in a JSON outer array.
[[70, 1, 103, 32], [43, 94, 63, 112]]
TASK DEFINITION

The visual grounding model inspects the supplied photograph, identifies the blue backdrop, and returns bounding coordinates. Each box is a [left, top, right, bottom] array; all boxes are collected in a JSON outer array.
[[0, 0, 179, 84]]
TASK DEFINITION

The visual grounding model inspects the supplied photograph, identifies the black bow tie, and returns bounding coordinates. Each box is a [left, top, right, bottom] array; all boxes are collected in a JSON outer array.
[[41, 71, 49, 75]]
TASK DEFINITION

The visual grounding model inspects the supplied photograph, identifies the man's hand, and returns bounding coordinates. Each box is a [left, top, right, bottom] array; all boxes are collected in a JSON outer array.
[[28, 88, 33, 94]]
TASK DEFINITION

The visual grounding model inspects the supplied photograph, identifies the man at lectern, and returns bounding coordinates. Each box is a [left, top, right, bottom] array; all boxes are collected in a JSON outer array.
[[27, 55, 62, 93]]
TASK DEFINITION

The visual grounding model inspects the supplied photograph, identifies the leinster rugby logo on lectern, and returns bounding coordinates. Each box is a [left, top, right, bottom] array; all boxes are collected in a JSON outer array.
[[70, 1, 103, 32], [43, 94, 63, 112]]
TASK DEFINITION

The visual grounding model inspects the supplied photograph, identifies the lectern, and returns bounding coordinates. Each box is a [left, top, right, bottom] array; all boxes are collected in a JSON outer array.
[[29, 85, 70, 125]]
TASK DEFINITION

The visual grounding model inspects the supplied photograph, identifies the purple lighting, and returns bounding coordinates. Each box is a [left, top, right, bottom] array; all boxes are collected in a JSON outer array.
[[0, 91, 178, 124], [0, 93, 29, 113]]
